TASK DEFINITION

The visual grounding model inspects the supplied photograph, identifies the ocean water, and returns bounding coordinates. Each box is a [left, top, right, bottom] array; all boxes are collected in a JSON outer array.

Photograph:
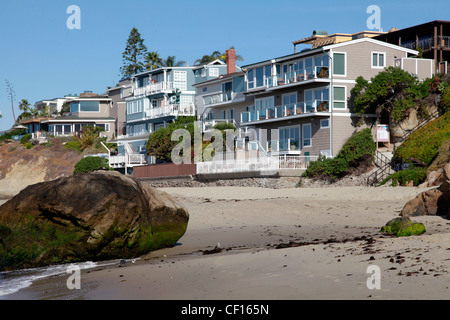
[[0, 260, 124, 298]]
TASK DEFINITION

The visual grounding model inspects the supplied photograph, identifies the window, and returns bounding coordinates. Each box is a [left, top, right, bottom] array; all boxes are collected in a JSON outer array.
[[80, 101, 100, 112], [302, 123, 312, 148], [333, 53, 346, 76], [173, 71, 187, 91], [256, 67, 264, 87], [333, 86, 346, 109], [279, 126, 300, 151], [372, 52, 385, 68], [233, 76, 245, 93], [71, 102, 79, 113], [247, 69, 254, 89], [320, 119, 330, 129], [209, 68, 219, 77], [203, 87, 207, 92], [282, 92, 297, 106]]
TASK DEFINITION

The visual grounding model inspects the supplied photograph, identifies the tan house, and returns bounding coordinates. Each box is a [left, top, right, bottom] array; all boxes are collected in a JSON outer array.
[[196, 37, 433, 159]]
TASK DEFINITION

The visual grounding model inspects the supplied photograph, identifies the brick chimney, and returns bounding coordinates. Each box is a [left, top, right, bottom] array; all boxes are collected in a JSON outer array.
[[226, 49, 236, 75]]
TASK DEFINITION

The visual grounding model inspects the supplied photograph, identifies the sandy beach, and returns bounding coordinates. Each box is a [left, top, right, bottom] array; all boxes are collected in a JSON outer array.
[[2, 185, 449, 300]]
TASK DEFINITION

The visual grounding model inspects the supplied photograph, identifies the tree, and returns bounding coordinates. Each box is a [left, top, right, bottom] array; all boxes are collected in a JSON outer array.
[[160, 56, 186, 67], [351, 66, 429, 122], [120, 27, 148, 78], [144, 51, 163, 71], [194, 47, 244, 65], [5, 80, 16, 123]]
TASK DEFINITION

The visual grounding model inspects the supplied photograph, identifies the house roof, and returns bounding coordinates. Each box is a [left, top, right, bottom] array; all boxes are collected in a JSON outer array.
[[242, 37, 418, 68]]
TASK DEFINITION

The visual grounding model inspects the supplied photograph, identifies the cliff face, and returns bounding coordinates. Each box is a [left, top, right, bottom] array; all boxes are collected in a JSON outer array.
[[0, 140, 83, 199]]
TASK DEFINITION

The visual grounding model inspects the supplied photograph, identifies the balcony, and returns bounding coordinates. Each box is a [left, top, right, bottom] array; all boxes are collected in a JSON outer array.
[[203, 92, 233, 106], [133, 81, 173, 97], [146, 104, 195, 119], [266, 66, 329, 89], [202, 119, 237, 132], [241, 100, 329, 124]]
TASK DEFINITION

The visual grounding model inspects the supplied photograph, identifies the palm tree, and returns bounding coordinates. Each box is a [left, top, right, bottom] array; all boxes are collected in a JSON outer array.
[[144, 51, 163, 71], [18, 99, 31, 113], [194, 47, 244, 65], [160, 56, 186, 67]]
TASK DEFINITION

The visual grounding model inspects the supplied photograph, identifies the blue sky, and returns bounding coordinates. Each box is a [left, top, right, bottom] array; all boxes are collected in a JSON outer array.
[[0, 0, 448, 131]]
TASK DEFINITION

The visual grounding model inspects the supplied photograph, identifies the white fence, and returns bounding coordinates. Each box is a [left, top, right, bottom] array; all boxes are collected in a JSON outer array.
[[277, 155, 318, 170], [196, 155, 318, 174]]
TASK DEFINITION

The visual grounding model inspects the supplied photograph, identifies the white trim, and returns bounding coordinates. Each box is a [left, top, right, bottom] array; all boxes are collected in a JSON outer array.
[[323, 37, 419, 56]]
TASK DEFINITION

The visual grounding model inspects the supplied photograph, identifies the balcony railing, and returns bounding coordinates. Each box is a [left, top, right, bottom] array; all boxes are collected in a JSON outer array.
[[266, 66, 329, 88], [146, 104, 195, 119], [134, 81, 173, 96], [203, 92, 233, 105], [241, 100, 329, 123], [203, 119, 236, 131], [401, 36, 450, 51]]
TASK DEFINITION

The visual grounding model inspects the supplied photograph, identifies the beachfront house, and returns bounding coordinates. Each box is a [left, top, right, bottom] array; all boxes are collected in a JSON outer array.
[[23, 91, 117, 141], [195, 37, 433, 161], [116, 60, 230, 161]]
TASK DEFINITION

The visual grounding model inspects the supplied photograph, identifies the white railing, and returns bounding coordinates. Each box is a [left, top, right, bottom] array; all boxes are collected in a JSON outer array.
[[266, 66, 329, 88], [203, 92, 233, 105], [146, 104, 195, 118], [196, 157, 279, 175], [202, 119, 237, 131], [109, 154, 146, 167], [134, 81, 173, 96], [277, 155, 319, 169]]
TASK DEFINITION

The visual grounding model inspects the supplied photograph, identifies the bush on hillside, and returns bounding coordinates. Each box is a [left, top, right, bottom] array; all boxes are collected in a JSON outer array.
[[379, 167, 427, 187], [303, 128, 376, 180], [393, 111, 450, 166], [73, 156, 112, 174]]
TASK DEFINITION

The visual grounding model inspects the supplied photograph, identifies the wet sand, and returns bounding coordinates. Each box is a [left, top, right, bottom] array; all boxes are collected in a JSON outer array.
[[3, 186, 450, 300]]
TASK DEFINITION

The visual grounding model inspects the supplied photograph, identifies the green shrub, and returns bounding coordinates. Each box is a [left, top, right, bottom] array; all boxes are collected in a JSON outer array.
[[73, 156, 112, 174], [379, 167, 427, 186], [20, 134, 32, 144], [393, 111, 450, 166], [64, 139, 82, 153], [213, 122, 236, 131], [303, 128, 375, 180], [440, 86, 450, 114]]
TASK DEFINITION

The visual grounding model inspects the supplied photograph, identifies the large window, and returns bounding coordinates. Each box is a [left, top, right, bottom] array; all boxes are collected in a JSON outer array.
[[173, 71, 187, 91], [233, 76, 245, 92], [80, 101, 100, 112], [247, 65, 272, 89], [279, 126, 300, 151], [333, 53, 346, 76]]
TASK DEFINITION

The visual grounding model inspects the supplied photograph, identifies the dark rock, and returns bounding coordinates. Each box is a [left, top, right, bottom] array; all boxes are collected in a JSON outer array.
[[401, 162, 450, 217], [0, 171, 189, 271]]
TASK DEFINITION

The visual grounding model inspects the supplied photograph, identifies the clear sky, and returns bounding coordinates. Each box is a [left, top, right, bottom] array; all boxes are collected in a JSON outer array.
[[0, 0, 448, 130]]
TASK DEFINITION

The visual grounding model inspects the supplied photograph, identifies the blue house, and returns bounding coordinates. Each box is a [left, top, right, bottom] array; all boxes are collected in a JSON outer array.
[[117, 60, 229, 161]]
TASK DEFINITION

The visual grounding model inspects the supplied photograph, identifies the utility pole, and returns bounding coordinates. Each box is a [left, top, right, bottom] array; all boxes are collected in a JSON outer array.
[[5, 80, 16, 124]]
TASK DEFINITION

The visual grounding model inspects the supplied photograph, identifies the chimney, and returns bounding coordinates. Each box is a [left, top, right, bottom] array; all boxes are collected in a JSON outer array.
[[226, 49, 236, 74]]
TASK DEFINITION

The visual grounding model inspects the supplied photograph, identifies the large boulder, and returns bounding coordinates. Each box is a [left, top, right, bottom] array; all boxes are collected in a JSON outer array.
[[0, 171, 189, 271], [400, 162, 450, 217]]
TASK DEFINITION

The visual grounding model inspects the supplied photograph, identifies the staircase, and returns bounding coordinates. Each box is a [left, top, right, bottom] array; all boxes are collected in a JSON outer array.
[[367, 150, 394, 186], [367, 110, 443, 186]]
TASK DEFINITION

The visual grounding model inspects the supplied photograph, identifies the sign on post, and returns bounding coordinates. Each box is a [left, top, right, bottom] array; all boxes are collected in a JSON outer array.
[[376, 124, 390, 149]]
